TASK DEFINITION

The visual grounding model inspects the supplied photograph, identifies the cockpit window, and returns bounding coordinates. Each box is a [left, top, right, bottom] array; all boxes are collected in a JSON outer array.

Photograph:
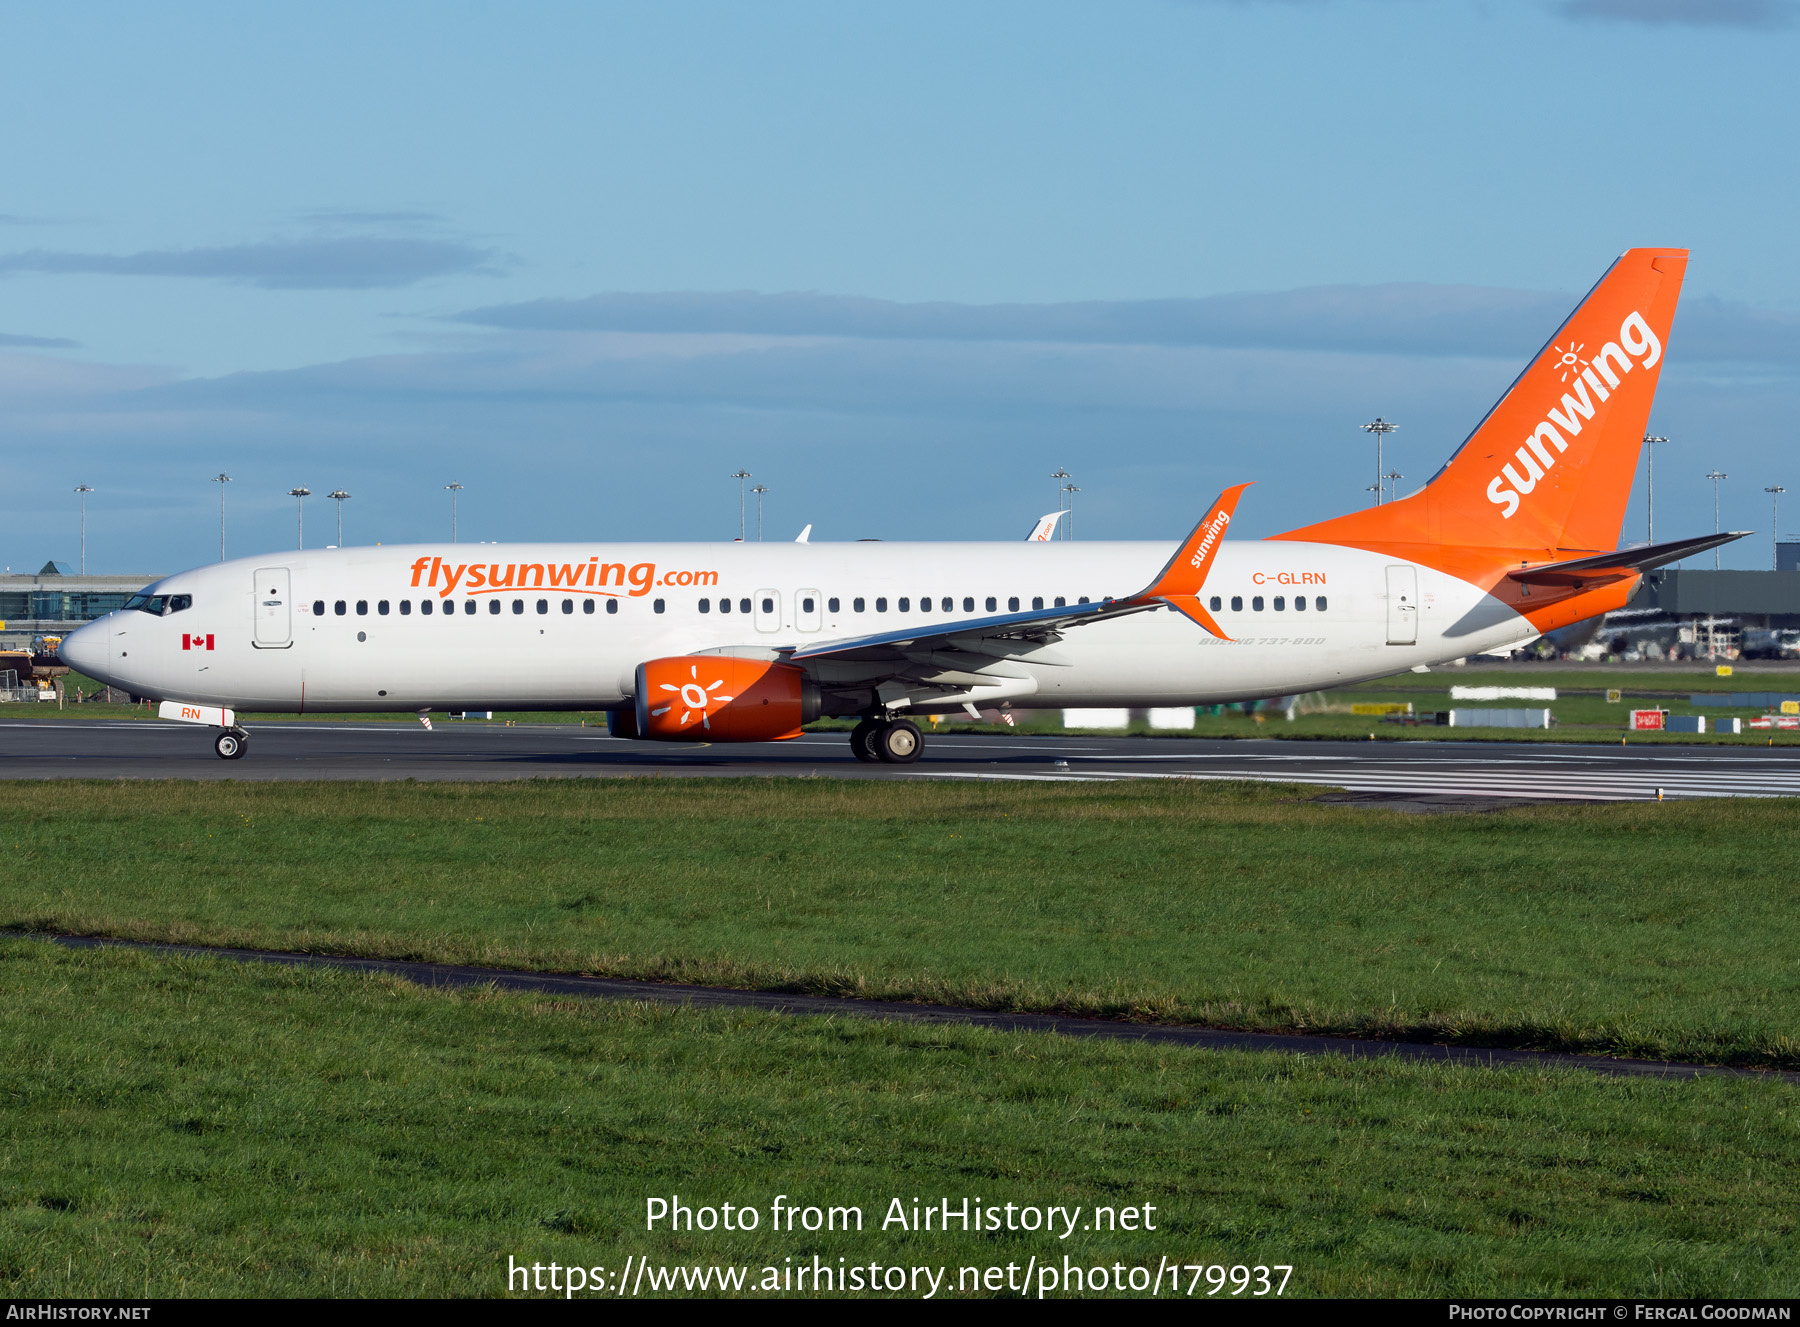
[[166, 594, 192, 614], [126, 594, 168, 616]]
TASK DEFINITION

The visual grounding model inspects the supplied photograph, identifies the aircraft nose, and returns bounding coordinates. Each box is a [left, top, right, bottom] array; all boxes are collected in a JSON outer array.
[[57, 620, 106, 678]]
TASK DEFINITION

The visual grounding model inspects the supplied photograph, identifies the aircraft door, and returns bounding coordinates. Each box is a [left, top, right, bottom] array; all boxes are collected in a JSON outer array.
[[796, 588, 823, 633], [1385, 565, 1418, 646], [753, 588, 781, 633], [254, 568, 292, 648]]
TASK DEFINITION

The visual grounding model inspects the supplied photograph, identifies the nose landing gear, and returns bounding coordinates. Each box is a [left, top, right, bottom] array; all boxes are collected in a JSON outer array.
[[214, 728, 249, 760], [848, 716, 923, 764]]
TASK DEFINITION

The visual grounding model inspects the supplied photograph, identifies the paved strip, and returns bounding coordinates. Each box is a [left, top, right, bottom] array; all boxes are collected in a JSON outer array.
[[4, 719, 1800, 800], [10, 930, 1792, 1085]]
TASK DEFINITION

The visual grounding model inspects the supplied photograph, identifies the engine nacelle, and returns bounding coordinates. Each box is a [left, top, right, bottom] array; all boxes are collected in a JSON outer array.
[[631, 656, 820, 742]]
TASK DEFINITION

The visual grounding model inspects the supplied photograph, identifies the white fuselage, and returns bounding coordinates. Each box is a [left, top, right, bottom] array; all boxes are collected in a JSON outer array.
[[61, 539, 1540, 716]]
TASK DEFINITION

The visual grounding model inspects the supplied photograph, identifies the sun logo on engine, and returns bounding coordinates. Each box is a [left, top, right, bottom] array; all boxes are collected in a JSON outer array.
[[649, 663, 735, 729], [1553, 341, 1585, 383]]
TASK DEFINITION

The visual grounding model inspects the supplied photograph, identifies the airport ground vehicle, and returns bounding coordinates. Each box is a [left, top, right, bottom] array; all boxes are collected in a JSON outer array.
[[61, 248, 1740, 761]]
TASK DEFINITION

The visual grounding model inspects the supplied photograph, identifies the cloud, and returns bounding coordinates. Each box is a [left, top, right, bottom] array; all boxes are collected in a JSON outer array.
[[296, 208, 449, 227], [451, 284, 1800, 367], [0, 236, 498, 289], [1555, 0, 1793, 27], [0, 331, 79, 349]]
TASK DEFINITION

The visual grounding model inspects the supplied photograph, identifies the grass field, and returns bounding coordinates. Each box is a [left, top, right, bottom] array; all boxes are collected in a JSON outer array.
[[6, 778, 1799, 1069], [1, 939, 1795, 1298]]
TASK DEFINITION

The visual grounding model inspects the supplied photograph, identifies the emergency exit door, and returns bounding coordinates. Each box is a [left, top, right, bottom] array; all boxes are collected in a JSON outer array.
[[254, 567, 292, 647], [1385, 565, 1418, 646]]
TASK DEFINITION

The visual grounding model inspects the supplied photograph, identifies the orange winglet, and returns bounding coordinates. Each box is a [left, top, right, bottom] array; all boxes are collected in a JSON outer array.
[[1130, 482, 1252, 639]]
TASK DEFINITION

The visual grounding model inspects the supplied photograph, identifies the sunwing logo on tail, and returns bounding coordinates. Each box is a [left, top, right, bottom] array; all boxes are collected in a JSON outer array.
[[1485, 311, 1662, 519]]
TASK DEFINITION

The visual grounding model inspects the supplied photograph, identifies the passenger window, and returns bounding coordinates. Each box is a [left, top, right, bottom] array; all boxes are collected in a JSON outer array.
[[562, 598, 573, 614], [964, 597, 975, 612], [464, 599, 476, 615], [718, 597, 731, 613], [853, 598, 865, 612], [1032, 597, 1044, 610], [1054, 596, 1066, 607], [918, 597, 929, 613], [942, 598, 953, 612], [334, 600, 347, 616], [607, 600, 618, 614], [801, 596, 814, 613], [1008, 597, 1019, 611], [313, 600, 326, 616], [699, 598, 711, 613], [986, 597, 997, 612], [1078, 596, 1089, 604], [489, 600, 501, 615], [512, 599, 524, 615], [1274, 596, 1285, 611], [760, 597, 773, 614], [400, 600, 412, 616], [876, 597, 888, 613], [1231, 596, 1243, 612], [899, 597, 910, 612], [1295, 596, 1307, 612], [1209, 596, 1221, 612], [739, 598, 751, 614], [356, 600, 368, 615], [378, 600, 390, 615], [1253, 596, 1265, 611], [828, 597, 839, 613], [536, 599, 548, 614], [1315, 596, 1327, 611], [654, 599, 666, 614], [583, 599, 595, 615], [421, 599, 434, 615]]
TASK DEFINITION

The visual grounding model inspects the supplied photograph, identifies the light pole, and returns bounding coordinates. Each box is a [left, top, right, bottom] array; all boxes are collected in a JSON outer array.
[[1767, 487, 1786, 570], [731, 470, 751, 541], [1050, 469, 1071, 538], [1361, 418, 1397, 504], [1706, 470, 1728, 569], [211, 473, 231, 561], [1643, 434, 1666, 543], [288, 488, 311, 549], [445, 483, 463, 542], [751, 484, 768, 541], [74, 485, 94, 574], [328, 490, 351, 546], [1062, 484, 1079, 540], [1384, 470, 1404, 504]]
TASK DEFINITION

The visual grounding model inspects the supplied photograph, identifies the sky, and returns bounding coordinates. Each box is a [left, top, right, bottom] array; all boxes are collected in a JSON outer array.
[[4, 0, 1799, 574]]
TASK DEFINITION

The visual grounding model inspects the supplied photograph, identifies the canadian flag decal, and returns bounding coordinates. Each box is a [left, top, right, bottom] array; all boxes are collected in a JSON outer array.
[[182, 633, 215, 651]]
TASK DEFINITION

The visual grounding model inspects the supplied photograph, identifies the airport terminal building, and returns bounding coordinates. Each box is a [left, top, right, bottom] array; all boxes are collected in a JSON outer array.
[[0, 563, 160, 650]]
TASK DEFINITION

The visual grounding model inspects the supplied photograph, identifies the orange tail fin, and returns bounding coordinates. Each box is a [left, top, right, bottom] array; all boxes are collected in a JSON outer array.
[[1274, 248, 1687, 555]]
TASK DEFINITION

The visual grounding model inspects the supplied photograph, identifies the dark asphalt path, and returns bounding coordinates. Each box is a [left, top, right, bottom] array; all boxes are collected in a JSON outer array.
[[4, 718, 1800, 799], [13, 931, 1786, 1083]]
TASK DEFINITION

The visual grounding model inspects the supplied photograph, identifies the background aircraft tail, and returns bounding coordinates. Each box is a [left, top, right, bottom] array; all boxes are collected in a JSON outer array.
[[1275, 247, 1688, 556]]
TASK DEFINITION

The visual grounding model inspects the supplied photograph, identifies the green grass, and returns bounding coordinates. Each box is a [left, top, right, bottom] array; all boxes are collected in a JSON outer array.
[[1, 939, 1795, 1298], [6, 779, 1800, 1069]]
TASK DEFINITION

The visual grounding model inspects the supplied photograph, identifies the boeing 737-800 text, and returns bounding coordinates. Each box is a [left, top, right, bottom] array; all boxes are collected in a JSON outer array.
[[60, 248, 1743, 763]]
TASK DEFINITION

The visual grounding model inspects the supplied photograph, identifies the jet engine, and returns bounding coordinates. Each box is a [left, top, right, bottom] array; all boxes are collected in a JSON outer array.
[[627, 656, 820, 741]]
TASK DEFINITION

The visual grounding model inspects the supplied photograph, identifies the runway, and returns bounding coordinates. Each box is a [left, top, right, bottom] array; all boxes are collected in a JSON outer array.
[[4, 717, 1800, 801]]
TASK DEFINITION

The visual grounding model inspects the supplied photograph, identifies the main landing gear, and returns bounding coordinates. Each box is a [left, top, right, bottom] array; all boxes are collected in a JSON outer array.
[[849, 717, 923, 764], [214, 728, 249, 760]]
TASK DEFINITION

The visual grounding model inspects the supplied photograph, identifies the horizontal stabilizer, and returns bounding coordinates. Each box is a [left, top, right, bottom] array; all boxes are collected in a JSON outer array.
[[1507, 530, 1752, 587]]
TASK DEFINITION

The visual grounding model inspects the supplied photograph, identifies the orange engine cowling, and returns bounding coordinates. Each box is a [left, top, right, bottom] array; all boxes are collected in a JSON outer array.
[[632, 656, 820, 742]]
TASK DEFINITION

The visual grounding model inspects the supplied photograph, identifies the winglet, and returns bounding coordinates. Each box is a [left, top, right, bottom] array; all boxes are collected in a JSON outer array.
[[1129, 483, 1252, 639], [1025, 510, 1066, 541]]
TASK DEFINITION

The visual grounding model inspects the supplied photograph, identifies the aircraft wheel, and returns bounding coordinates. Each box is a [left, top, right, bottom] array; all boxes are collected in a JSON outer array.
[[874, 718, 923, 764], [849, 720, 881, 763], [215, 731, 247, 760]]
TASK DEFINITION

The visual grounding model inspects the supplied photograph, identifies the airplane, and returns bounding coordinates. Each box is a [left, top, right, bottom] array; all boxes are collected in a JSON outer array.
[[60, 247, 1746, 764]]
